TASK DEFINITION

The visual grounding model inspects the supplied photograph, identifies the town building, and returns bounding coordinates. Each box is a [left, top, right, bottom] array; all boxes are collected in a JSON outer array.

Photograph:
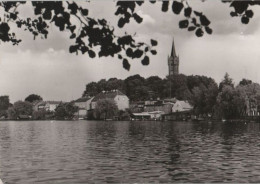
[[172, 100, 193, 113], [33, 101, 61, 112], [144, 100, 173, 114], [162, 100, 193, 121], [168, 38, 179, 76], [90, 90, 129, 110], [74, 96, 93, 118]]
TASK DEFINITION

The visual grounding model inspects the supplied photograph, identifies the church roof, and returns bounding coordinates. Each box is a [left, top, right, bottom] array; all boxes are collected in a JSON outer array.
[[171, 38, 177, 57]]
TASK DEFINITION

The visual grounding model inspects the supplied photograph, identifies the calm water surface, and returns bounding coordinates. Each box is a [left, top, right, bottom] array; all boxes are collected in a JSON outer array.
[[0, 120, 260, 183]]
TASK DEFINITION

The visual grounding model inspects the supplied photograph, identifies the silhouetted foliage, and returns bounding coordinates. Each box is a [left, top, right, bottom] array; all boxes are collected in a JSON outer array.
[[239, 78, 252, 86], [94, 99, 118, 120], [0, 1, 157, 71], [0, 95, 9, 118], [25, 94, 43, 103], [32, 109, 47, 120], [0, 1, 258, 70], [7, 101, 33, 119], [55, 102, 78, 120], [0, 96, 9, 111], [219, 72, 234, 91]]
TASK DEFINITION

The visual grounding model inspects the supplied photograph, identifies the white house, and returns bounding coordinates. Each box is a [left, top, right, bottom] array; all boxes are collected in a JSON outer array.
[[172, 100, 193, 113], [33, 101, 61, 112], [45, 101, 61, 112], [91, 90, 129, 110]]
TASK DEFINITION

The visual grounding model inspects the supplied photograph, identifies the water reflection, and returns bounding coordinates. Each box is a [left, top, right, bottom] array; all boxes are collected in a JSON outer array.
[[0, 121, 260, 183]]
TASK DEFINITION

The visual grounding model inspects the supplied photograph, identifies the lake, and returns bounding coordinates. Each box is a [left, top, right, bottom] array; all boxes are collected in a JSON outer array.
[[0, 120, 260, 183]]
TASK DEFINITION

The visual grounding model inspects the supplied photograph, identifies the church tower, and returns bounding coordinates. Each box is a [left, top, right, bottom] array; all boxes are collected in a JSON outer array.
[[168, 38, 179, 76]]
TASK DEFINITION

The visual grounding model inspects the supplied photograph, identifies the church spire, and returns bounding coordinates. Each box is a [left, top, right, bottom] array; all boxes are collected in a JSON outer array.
[[168, 37, 179, 76], [171, 38, 177, 57]]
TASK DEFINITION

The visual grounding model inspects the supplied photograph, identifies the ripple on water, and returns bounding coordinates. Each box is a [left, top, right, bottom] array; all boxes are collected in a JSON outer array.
[[0, 120, 259, 183]]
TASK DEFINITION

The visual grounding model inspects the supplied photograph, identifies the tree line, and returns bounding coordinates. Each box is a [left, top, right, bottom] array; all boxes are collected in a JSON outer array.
[[0, 95, 78, 120], [83, 73, 260, 119], [1, 73, 260, 120]]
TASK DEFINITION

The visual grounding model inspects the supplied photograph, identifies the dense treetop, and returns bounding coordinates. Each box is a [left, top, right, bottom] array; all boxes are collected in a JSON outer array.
[[25, 94, 43, 103]]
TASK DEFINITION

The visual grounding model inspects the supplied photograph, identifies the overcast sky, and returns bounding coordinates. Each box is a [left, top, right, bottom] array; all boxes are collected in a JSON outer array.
[[1, 1, 260, 103]]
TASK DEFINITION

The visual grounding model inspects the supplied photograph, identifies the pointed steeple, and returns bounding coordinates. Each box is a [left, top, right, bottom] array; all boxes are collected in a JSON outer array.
[[171, 38, 177, 57], [168, 37, 179, 76]]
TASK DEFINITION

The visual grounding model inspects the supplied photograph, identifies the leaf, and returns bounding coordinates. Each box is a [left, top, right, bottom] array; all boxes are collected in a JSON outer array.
[[151, 39, 157, 46], [69, 25, 76, 33], [88, 50, 96, 58], [194, 11, 202, 16], [200, 15, 210, 26], [126, 48, 133, 57], [133, 49, 143, 58], [191, 18, 197, 25], [127, 2, 136, 13], [162, 1, 169, 12], [141, 56, 149, 65], [230, 1, 248, 14], [70, 33, 76, 39], [118, 54, 122, 59], [172, 1, 184, 15], [230, 11, 237, 17], [195, 28, 204, 37], [179, 20, 189, 29], [135, 1, 144, 6], [118, 17, 125, 28], [188, 26, 196, 31], [69, 45, 77, 53], [133, 13, 143, 24], [205, 27, 212, 34], [43, 10, 52, 20], [68, 2, 78, 15], [184, 7, 192, 17], [54, 17, 65, 31], [241, 16, 249, 24], [81, 46, 88, 54], [245, 10, 253, 18], [123, 59, 130, 70], [0, 23, 10, 33], [34, 7, 42, 15], [151, 50, 157, 55], [10, 13, 17, 20], [81, 8, 88, 16]]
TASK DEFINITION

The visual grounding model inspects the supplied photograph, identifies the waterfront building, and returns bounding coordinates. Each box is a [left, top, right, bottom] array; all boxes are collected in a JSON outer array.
[[172, 100, 193, 113], [74, 96, 93, 118], [162, 100, 193, 121], [33, 101, 62, 112], [90, 90, 129, 110], [143, 100, 173, 114]]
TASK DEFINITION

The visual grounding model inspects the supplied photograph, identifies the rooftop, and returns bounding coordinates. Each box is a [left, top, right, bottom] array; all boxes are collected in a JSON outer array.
[[74, 97, 92, 103], [92, 90, 126, 102]]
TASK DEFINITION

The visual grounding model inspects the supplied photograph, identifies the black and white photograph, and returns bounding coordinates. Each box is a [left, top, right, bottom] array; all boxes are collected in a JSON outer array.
[[1, 0, 260, 183]]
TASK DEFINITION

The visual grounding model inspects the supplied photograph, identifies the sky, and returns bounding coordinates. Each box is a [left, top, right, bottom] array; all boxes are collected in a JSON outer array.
[[1, 1, 260, 103]]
